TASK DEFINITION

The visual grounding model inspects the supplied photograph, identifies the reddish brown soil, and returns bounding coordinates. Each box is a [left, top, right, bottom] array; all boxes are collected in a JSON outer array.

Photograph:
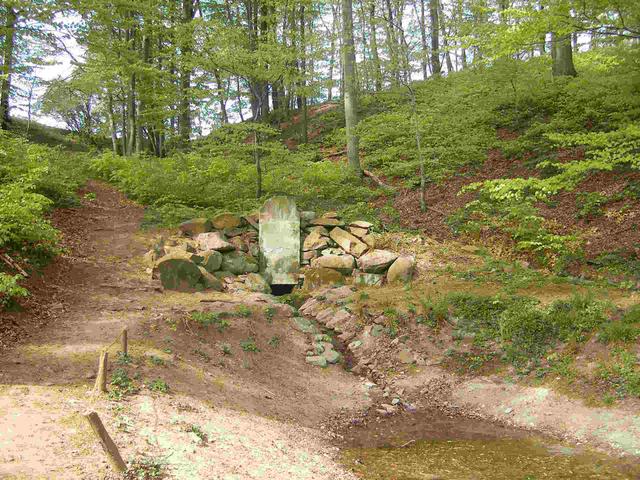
[[0, 181, 145, 350]]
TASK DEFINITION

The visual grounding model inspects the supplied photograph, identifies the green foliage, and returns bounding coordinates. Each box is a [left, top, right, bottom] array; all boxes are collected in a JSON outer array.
[[116, 352, 132, 366], [0, 131, 88, 307], [426, 291, 611, 372], [598, 304, 640, 343], [576, 192, 608, 219], [147, 379, 169, 393], [235, 305, 252, 318], [90, 124, 375, 228], [220, 343, 232, 355], [125, 456, 165, 480], [0, 273, 28, 307], [598, 348, 640, 399], [109, 368, 137, 400], [240, 338, 260, 352], [189, 311, 230, 332], [268, 335, 281, 348]]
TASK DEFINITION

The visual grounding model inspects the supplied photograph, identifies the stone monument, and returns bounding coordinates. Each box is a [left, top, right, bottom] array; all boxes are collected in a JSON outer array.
[[259, 196, 300, 286]]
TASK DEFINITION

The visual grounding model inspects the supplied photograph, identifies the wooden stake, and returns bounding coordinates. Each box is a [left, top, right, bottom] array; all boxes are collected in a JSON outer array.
[[94, 350, 108, 393], [120, 328, 128, 356], [84, 411, 127, 473]]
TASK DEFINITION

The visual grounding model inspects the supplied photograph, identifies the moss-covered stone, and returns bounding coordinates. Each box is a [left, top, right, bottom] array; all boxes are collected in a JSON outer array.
[[179, 218, 212, 236], [197, 250, 223, 272], [245, 273, 271, 293], [303, 267, 345, 290], [211, 213, 242, 230], [156, 252, 203, 291], [198, 267, 224, 291]]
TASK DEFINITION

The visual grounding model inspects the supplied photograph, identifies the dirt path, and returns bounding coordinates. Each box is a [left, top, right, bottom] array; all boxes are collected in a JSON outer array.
[[0, 181, 369, 479]]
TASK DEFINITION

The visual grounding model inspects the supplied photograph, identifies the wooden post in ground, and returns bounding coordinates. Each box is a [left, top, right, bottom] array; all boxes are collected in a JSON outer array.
[[94, 350, 108, 393], [120, 328, 128, 356], [84, 411, 127, 473]]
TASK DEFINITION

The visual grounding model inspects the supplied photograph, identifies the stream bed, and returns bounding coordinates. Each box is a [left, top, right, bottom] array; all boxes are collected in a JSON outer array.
[[339, 409, 640, 479]]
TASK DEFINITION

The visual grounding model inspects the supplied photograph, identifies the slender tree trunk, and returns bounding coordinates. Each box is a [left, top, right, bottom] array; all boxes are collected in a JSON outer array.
[[439, 1, 453, 72], [369, 1, 382, 91], [552, 33, 577, 77], [300, 4, 308, 143], [0, 7, 17, 130], [126, 74, 136, 155], [214, 70, 228, 124], [328, 3, 338, 100], [120, 97, 127, 155], [180, 0, 194, 143], [342, 0, 362, 177], [429, 0, 441, 76], [107, 93, 118, 155], [136, 34, 151, 154], [254, 131, 262, 198], [417, 0, 429, 79], [384, 0, 400, 85], [235, 76, 245, 121]]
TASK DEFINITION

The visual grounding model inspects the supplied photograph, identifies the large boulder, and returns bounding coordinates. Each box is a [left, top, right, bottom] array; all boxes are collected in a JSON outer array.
[[312, 254, 355, 274], [329, 227, 368, 257], [387, 255, 416, 284], [357, 249, 399, 273], [244, 273, 272, 294], [197, 250, 223, 273], [198, 267, 224, 291], [221, 251, 258, 275], [156, 252, 203, 291], [195, 232, 235, 252], [179, 218, 212, 236], [211, 213, 241, 230], [303, 267, 345, 290]]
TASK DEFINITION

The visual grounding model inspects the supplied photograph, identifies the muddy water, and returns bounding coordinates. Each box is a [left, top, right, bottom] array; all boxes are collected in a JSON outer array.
[[340, 410, 640, 479]]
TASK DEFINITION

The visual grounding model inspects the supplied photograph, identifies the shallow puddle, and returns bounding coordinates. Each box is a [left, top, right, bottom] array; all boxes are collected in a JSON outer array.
[[340, 410, 640, 479]]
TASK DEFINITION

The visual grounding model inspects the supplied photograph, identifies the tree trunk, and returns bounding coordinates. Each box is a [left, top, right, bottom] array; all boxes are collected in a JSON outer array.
[[300, 5, 308, 143], [107, 93, 118, 155], [0, 7, 17, 130], [429, 0, 441, 76], [214, 70, 228, 124], [235, 76, 245, 121], [552, 33, 577, 77], [179, 0, 194, 143], [439, 1, 453, 72], [369, 1, 382, 91], [126, 74, 137, 156], [417, 0, 429, 79], [342, 0, 362, 177], [328, 3, 338, 100], [384, 0, 400, 85]]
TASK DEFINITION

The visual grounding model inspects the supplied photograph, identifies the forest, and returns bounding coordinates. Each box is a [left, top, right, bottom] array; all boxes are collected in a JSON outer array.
[[1, 0, 640, 479]]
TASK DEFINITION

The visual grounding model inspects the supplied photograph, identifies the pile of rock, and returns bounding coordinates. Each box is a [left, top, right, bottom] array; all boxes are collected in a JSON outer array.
[[146, 213, 271, 294], [146, 205, 416, 293], [301, 212, 415, 288]]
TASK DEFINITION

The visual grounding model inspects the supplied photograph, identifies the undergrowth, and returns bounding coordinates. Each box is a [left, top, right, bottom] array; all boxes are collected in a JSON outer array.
[[0, 131, 88, 307]]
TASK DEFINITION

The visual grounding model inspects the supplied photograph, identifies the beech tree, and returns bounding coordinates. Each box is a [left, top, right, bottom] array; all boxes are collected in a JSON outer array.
[[342, 0, 362, 177]]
